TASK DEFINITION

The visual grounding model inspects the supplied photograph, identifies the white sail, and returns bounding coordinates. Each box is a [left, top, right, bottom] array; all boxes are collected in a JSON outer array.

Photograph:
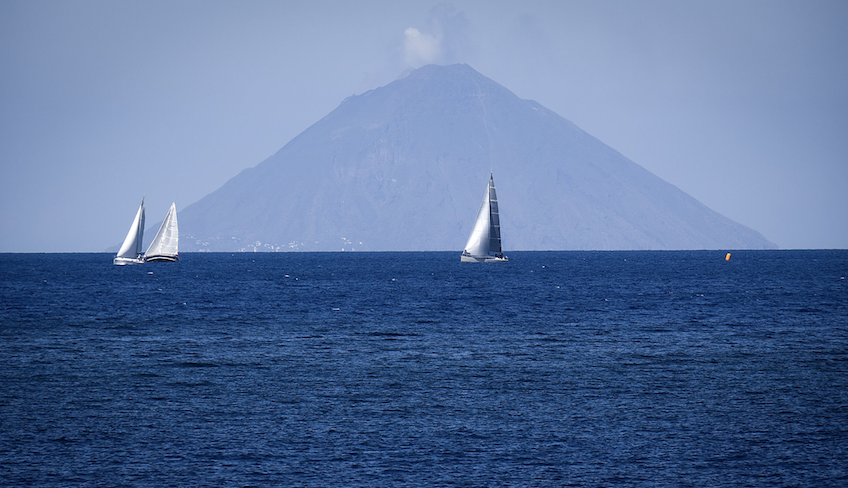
[[461, 173, 507, 263], [114, 199, 146, 265], [145, 202, 179, 262], [463, 191, 491, 257]]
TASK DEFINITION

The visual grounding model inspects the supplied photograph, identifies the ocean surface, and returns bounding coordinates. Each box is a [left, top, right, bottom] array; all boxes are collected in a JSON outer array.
[[1, 250, 846, 487]]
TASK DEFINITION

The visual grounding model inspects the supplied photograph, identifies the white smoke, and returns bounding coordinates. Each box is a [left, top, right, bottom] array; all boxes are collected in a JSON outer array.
[[403, 27, 440, 68], [402, 4, 472, 68]]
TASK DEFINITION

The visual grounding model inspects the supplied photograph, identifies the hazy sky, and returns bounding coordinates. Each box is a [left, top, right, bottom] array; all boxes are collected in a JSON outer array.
[[2, 0, 846, 251]]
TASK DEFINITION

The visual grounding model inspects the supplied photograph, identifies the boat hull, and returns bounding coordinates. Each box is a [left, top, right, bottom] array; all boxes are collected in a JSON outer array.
[[113, 256, 144, 265], [145, 255, 179, 263], [460, 254, 508, 263]]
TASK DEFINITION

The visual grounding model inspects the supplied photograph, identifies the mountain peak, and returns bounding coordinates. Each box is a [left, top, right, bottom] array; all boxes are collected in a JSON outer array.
[[176, 65, 775, 252]]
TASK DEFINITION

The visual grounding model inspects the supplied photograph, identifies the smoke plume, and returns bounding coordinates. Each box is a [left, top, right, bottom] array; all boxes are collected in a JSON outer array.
[[403, 4, 471, 68]]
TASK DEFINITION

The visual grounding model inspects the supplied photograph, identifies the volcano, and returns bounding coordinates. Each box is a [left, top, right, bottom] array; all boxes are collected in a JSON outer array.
[[175, 64, 775, 252]]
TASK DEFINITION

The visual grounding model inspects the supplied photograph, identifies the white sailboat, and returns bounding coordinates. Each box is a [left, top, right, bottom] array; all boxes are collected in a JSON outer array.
[[145, 202, 179, 262], [461, 173, 508, 263], [113, 199, 146, 265]]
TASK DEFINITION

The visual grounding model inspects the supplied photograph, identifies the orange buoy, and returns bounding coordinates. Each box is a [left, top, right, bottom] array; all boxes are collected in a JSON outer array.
[[725, 253, 731, 261]]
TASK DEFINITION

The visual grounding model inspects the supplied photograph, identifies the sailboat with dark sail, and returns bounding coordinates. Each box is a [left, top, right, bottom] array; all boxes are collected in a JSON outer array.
[[461, 173, 508, 263]]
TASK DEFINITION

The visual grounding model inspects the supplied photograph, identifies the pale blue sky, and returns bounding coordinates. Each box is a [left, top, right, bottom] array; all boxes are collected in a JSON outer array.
[[1, 0, 846, 251]]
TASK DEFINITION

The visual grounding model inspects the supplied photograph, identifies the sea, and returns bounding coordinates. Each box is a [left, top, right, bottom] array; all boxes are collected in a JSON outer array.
[[1, 250, 846, 487]]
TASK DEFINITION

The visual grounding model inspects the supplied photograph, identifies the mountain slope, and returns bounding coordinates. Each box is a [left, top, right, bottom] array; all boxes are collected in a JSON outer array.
[[176, 64, 775, 251]]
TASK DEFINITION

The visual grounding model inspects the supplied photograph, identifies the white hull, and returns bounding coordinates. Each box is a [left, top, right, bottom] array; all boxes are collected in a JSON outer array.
[[113, 256, 144, 265], [460, 254, 508, 263]]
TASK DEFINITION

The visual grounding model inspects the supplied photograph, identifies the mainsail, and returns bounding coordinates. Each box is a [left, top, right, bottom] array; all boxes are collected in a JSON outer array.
[[461, 173, 507, 263], [145, 202, 179, 262], [114, 199, 146, 265]]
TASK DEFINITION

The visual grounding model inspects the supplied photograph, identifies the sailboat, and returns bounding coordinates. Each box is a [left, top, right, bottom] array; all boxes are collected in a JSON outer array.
[[145, 202, 179, 262], [113, 199, 146, 265], [461, 173, 508, 263]]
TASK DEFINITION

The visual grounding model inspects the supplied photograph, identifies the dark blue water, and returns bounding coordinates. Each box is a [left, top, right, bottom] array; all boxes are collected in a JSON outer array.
[[1, 251, 847, 487]]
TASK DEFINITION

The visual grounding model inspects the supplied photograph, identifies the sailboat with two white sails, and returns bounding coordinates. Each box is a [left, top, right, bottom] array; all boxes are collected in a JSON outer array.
[[113, 200, 179, 265], [461, 173, 508, 263]]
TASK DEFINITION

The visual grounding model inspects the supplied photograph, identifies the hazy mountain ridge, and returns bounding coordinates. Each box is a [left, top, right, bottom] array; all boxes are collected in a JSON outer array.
[[168, 64, 774, 252]]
